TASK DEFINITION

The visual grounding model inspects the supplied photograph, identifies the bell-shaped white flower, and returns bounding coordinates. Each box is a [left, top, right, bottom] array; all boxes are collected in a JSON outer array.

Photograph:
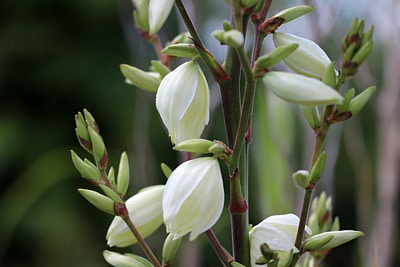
[[162, 157, 224, 241], [156, 60, 210, 144], [106, 185, 164, 247], [148, 0, 175, 34], [262, 71, 343, 106], [273, 32, 333, 79], [249, 213, 311, 267]]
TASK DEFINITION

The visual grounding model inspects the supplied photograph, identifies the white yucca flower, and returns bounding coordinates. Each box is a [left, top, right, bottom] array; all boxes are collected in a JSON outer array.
[[162, 157, 224, 241], [106, 185, 164, 247], [148, 0, 175, 34], [156, 60, 210, 144]]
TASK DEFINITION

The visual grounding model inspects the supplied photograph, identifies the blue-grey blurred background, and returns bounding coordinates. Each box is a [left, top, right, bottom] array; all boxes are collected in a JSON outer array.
[[1, 0, 399, 266]]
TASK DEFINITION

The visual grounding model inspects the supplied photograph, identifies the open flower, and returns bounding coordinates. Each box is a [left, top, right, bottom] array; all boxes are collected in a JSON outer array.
[[106, 185, 164, 247], [249, 213, 311, 267], [156, 60, 210, 144], [273, 32, 334, 79], [162, 157, 224, 241]]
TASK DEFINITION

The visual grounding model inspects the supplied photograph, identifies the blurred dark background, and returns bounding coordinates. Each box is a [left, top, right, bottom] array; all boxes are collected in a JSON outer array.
[[1, 0, 399, 266]]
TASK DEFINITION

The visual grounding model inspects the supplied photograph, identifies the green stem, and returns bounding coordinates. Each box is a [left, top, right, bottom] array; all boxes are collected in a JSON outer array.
[[122, 215, 162, 267]]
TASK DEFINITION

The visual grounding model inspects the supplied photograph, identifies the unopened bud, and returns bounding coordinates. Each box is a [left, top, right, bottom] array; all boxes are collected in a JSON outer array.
[[300, 105, 320, 129], [161, 163, 172, 179], [349, 86, 376, 117], [173, 138, 214, 154], [213, 30, 244, 48], [337, 88, 355, 114], [78, 189, 115, 215], [150, 60, 170, 78], [303, 232, 333, 251], [272, 5, 314, 23], [116, 152, 130, 196], [162, 43, 198, 58], [162, 233, 182, 264], [304, 230, 363, 251], [292, 170, 310, 188], [88, 126, 108, 170], [103, 250, 152, 267], [71, 150, 102, 181], [120, 64, 161, 93], [322, 62, 337, 88], [254, 43, 298, 72], [309, 152, 326, 183], [99, 184, 124, 203]]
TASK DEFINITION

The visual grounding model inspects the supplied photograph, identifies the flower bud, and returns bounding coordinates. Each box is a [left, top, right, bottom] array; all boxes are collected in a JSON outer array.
[[300, 105, 320, 129], [116, 152, 130, 196], [78, 189, 115, 215], [336, 88, 356, 114], [162, 43, 198, 58], [162, 233, 182, 264], [292, 170, 310, 188], [304, 230, 363, 251], [253, 43, 298, 73], [173, 138, 214, 154], [213, 29, 244, 48], [240, 0, 259, 8], [148, 0, 175, 34], [120, 64, 161, 93], [88, 126, 108, 170], [71, 150, 102, 181], [156, 61, 210, 144], [162, 157, 224, 241], [249, 214, 311, 267], [272, 5, 314, 23], [349, 86, 376, 117], [132, 0, 150, 33], [103, 250, 152, 267], [309, 151, 327, 183], [161, 163, 172, 179], [273, 32, 334, 79], [150, 60, 170, 78], [106, 185, 164, 247], [262, 71, 343, 106]]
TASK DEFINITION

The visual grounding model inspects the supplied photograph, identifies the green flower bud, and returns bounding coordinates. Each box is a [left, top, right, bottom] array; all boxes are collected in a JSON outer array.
[[132, 0, 150, 33], [161, 163, 172, 179], [163, 157, 224, 241], [71, 150, 102, 180], [148, 0, 175, 34], [337, 88, 355, 114], [162, 233, 182, 264], [273, 32, 334, 79], [169, 32, 192, 45], [116, 152, 130, 197], [351, 40, 373, 66], [108, 167, 117, 189], [254, 43, 299, 72], [272, 5, 315, 23], [106, 185, 164, 247], [309, 151, 326, 183], [83, 109, 98, 133], [156, 60, 210, 144], [222, 20, 232, 31], [322, 62, 337, 88], [103, 250, 152, 267], [99, 184, 124, 203], [303, 232, 333, 251], [162, 43, 198, 58], [173, 138, 214, 154], [292, 170, 310, 188], [75, 112, 90, 142], [300, 105, 320, 129], [120, 64, 161, 93], [232, 262, 247, 267], [262, 72, 343, 106], [304, 230, 363, 251], [78, 189, 115, 215], [213, 30, 244, 48], [331, 216, 340, 231], [240, 0, 259, 8], [88, 126, 108, 170], [349, 86, 376, 117], [150, 60, 170, 78]]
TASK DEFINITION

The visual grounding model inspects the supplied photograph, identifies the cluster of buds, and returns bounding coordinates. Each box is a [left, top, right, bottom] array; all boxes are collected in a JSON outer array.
[[341, 18, 374, 79], [302, 192, 363, 260]]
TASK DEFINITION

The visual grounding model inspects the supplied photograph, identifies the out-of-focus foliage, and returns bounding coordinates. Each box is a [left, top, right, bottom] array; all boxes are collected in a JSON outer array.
[[0, 0, 399, 267]]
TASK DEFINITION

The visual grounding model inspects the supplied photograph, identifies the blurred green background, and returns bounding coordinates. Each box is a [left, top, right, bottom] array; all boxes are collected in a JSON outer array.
[[1, 0, 399, 266]]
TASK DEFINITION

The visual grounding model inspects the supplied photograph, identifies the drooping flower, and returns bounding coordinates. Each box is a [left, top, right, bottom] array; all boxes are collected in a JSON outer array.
[[106, 185, 164, 247], [273, 32, 334, 79], [249, 213, 311, 267], [262, 71, 343, 106], [156, 60, 210, 144], [162, 157, 224, 241]]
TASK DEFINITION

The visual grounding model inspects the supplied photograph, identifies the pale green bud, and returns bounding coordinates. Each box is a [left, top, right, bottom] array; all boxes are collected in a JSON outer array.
[[116, 152, 130, 197], [120, 64, 161, 93], [309, 151, 326, 183], [103, 250, 152, 267], [108, 167, 117, 189], [337, 88, 355, 114], [322, 62, 337, 88], [292, 170, 310, 188], [222, 20, 232, 31], [162, 233, 182, 264], [162, 43, 198, 58], [254, 43, 299, 71], [169, 32, 192, 44], [156, 60, 210, 144], [71, 150, 102, 180], [148, 0, 175, 34], [173, 138, 214, 154], [161, 163, 172, 179], [83, 109, 98, 133], [331, 216, 340, 231], [272, 5, 315, 23], [88, 126, 108, 170], [163, 157, 224, 241], [75, 112, 90, 141], [132, 0, 149, 33], [262, 72, 343, 106], [106, 185, 165, 247], [273, 32, 334, 79], [99, 184, 124, 203], [300, 105, 320, 129], [78, 189, 115, 215], [240, 0, 259, 8], [349, 86, 376, 116], [150, 60, 170, 78], [304, 230, 363, 251], [213, 29, 244, 48], [352, 40, 373, 66]]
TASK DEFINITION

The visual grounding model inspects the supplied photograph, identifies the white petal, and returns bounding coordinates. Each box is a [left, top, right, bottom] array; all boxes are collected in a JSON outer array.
[[148, 0, 175, 34]]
